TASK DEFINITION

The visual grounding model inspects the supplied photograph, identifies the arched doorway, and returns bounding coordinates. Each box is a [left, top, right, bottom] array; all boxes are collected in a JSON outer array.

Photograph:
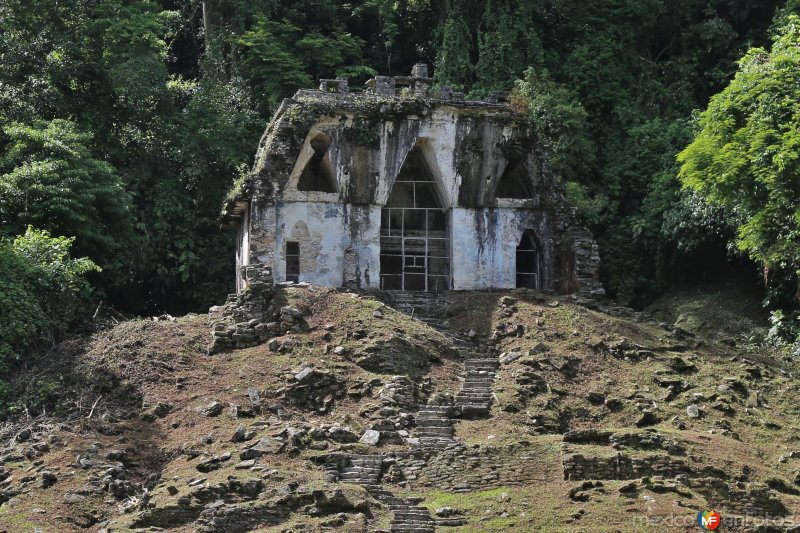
[[380, 147, 450, 291], [516, 231, 540, 289]]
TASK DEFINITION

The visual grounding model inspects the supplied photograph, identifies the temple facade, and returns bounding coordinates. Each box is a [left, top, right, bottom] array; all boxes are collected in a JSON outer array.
[[220, 65, 604, 297]]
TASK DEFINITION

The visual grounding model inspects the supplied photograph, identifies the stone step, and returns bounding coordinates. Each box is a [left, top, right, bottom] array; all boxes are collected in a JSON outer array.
[[416, 422, 454, 429], [340, 471, 381, 479], [415, 417, 452, 425], [343, 464, 382, 471], [417, 412, 453, 418], [456, 394, 494, 400], [417, 424, 453, 434], [416, 405, 453, 412], [417, 431, 454, 438], [392, 510, 431, 516], [340, 471, 380, 479], [417, 427, 454, 434], [417, 425, 453, 431]]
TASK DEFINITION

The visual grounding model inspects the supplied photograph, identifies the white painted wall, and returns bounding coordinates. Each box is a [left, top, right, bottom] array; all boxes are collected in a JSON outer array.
[[271, 201, 383, 289], [235, 204, 251, 291], [451, 208, 555, 291]]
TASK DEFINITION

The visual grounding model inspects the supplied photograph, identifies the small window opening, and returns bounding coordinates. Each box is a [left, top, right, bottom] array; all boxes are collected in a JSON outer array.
[[496, 146, 532, 199], [516, 231, 540, 289], [286, 241, 300, 283], [298, 133, 337, 193]]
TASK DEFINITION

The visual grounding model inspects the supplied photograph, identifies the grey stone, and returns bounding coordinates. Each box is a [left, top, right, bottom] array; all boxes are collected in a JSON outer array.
[[328, 426, 358, 443], [359, 429, 380, 446], [532, 342, 549, 353], [105, 449, 125, 461], [201, 401, 223, 417], [63, 493, 86, 504], [230, 425, 256, 443], [686, 404, 700, 419], [499, 352, 521, 365], [636, 411, 660, 427], [240, 437, 284, 459], [295, 367, 314, 382]]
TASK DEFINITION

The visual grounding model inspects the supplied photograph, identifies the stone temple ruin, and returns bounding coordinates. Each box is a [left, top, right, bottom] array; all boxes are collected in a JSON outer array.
[[221, 64, 604, 298]]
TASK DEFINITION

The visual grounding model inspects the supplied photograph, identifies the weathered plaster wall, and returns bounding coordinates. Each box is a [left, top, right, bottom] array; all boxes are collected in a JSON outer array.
[[248, 198, 278, 276], [269, 201, 382, 288], [273, 202, 346, 286], [234, 204, 251, 292], [345, 204, 381, 288], [451, 208, 556, 290]]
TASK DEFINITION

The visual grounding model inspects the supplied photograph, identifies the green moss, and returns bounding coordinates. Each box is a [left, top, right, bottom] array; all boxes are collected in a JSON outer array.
[[0, 508, 38, 529]]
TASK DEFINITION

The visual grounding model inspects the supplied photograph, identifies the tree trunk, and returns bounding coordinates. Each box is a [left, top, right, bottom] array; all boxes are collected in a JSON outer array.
[[201, 0, 212, 55]]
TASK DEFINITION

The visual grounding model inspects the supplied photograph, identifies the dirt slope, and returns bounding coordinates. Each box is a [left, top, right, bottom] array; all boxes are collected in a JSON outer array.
[[1, 286, 799, 532]]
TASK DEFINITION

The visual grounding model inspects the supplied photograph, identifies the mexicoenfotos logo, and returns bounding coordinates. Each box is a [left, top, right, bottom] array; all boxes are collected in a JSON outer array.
[[697, 510, 721, 530]]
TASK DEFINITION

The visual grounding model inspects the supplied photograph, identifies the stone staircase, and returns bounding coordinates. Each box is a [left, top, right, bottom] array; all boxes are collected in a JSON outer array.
[[314, 292, 502, 532], [323, 455, 435, 532], [366, 485, 436, 533], [336, 454, 383, 485], [383, 291, 446, 319], [387, 292, 500, 426], [454, 354, 499, 418], [426, 315, 498, 419], [413, 404, 457, 453]]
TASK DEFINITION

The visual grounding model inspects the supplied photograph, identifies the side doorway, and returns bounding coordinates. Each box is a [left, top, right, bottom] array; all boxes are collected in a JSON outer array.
[[516, 230, 540, 289]]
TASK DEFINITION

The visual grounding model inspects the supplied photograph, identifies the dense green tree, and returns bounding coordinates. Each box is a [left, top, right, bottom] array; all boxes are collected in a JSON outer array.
[[678, 14, 800, 315], [0, 227, 98, 363], [0, 119, 135, 279], [434, 2, 473, 90], [474, 0, 542, 94], [510, 67, 593, 182]]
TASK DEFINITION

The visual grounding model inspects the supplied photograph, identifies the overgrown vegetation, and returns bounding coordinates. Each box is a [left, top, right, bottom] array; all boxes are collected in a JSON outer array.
[[0, 228, 98, 409], [678, 14, 800, 341], [1, 0, 800, 383]]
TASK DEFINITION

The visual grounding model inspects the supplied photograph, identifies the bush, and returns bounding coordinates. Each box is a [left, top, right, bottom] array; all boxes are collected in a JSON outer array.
[[0, 227, 98, 367]]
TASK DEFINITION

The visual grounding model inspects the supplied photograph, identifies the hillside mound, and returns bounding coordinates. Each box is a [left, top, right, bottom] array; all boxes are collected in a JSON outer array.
[[0, 286, 798, 532]]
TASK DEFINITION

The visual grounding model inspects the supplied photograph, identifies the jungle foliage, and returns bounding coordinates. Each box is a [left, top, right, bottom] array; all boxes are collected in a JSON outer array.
[[0, 0, 798, 361]]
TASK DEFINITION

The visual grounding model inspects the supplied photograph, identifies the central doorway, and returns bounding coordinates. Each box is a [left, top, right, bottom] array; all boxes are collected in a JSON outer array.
[[380, 147, 450, 292]]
